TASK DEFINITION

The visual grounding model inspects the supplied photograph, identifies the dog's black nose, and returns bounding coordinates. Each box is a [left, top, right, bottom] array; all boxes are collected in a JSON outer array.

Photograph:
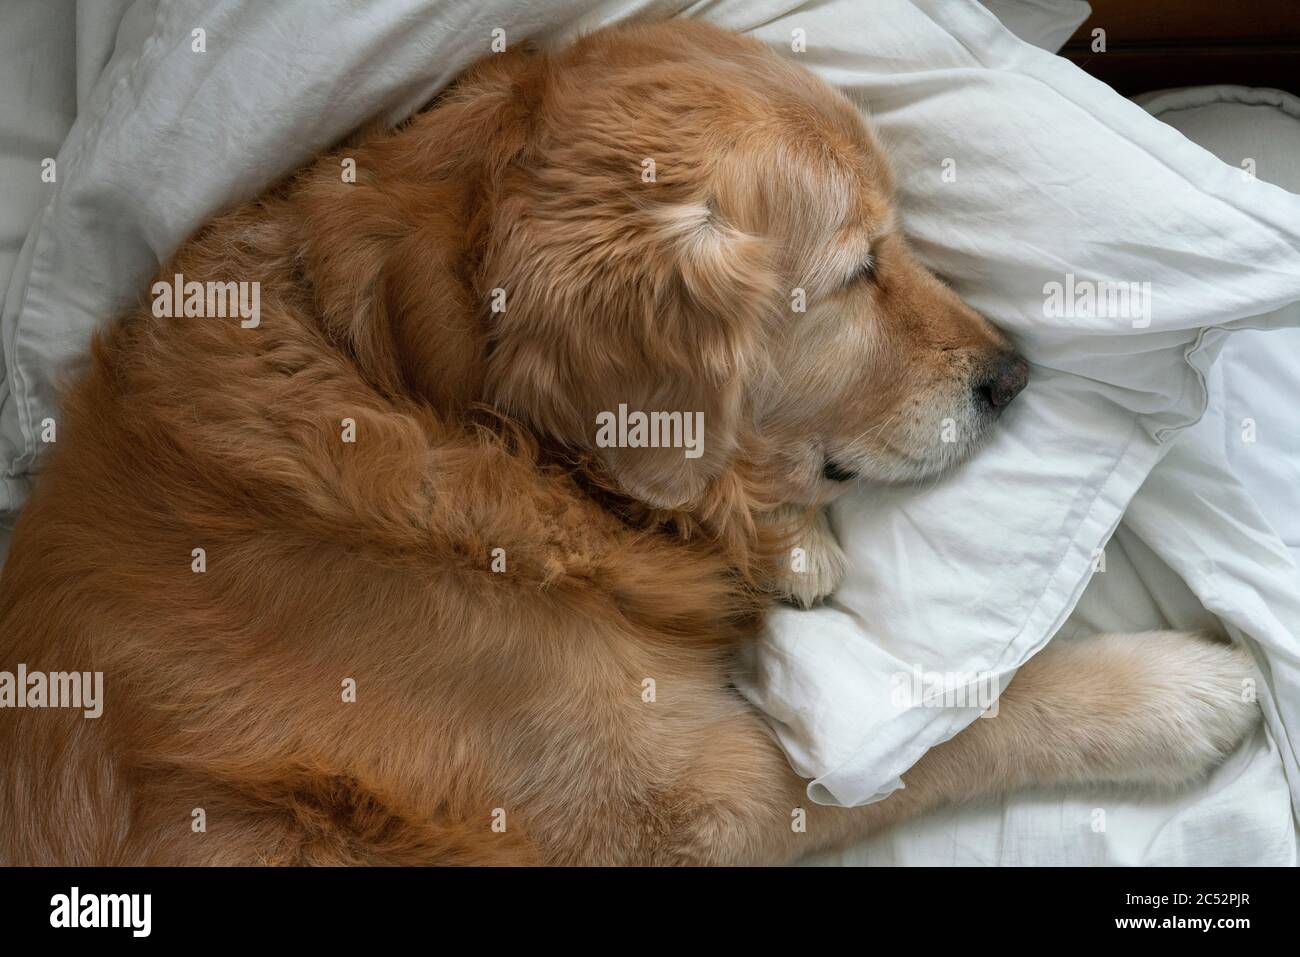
[[974, 353, 1029, 411]]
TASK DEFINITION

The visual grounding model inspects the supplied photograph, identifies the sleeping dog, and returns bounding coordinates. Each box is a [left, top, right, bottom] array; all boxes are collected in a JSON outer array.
[[0, 20, 1257, 865]]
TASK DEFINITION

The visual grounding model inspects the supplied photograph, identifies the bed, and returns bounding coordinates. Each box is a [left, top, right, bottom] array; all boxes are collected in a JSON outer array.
[[1, 0, 1297, 866]]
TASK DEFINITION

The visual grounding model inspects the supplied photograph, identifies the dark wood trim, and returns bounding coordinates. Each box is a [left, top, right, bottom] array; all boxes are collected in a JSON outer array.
[[1061, 1, 1300, 96]]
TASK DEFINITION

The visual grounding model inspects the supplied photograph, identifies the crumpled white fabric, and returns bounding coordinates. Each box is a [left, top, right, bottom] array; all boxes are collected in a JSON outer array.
[[2, 0, 1299, 831]]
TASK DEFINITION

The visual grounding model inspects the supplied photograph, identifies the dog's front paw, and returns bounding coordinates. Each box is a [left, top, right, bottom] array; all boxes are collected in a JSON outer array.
[[770, 509, 847, 609], [1095, 631, 1261, 788], [1149, 633, 1262, 783], [1002, 630, 1261, 795]]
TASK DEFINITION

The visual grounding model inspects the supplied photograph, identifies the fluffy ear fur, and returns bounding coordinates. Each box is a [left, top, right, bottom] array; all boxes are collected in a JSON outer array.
[[479, 47, 782, 509], [484, 201, 776, 508]]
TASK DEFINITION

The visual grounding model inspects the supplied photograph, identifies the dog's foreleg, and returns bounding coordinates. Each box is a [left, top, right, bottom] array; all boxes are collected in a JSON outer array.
[[664, 630, 1259, 864], [764, 506, 847, 608]]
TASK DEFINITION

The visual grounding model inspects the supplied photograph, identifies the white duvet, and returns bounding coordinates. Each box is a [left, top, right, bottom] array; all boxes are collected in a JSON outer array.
[[2, 0, 1298, 865]]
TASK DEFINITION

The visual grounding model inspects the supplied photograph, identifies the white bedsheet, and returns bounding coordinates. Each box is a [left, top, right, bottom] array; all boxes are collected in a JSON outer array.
[[0, 0, 76, 365]]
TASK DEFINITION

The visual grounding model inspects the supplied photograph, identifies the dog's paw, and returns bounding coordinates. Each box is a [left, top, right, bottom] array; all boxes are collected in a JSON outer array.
[[1093, 631, 1261, 788], [770, 510, 847, 609], [1147, 633, 1261, 784]]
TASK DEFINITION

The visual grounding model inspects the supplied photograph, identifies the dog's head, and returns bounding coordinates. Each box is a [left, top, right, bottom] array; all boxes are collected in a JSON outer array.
[[459, 22, 1027, 511]]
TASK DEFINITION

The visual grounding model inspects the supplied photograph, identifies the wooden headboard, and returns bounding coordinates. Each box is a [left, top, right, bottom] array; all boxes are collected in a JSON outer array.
[[1061, 0, 1300, 96]]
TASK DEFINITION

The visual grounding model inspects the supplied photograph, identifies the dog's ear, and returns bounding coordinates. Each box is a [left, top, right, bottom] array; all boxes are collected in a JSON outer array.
[[483, 193, 778, 508]]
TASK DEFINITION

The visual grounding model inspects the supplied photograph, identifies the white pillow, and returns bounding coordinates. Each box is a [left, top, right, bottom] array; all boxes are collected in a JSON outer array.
[[980, 0, 1090, 53], [2, 0, 1300, 811], [1136, 85, 1300, 555]]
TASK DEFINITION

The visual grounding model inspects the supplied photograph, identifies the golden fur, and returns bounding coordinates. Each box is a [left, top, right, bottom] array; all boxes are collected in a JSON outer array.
[[0, 22, 1257, 865]]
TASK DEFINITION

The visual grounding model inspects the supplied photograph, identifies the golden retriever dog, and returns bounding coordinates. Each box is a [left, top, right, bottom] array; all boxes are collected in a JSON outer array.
[[0, 21, 1257, 865]]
